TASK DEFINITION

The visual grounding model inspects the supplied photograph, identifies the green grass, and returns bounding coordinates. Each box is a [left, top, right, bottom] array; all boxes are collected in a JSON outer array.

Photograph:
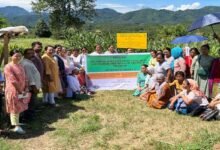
[[2, 91, 220, 149], [0, 37, 65, 52], [0, 138, 21, 150]]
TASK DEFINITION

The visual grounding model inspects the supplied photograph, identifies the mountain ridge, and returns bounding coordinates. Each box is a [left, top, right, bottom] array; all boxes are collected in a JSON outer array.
[[0, 6, 220, 26]]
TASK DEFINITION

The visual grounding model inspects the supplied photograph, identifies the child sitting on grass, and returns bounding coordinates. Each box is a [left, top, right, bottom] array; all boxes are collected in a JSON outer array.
[[169, 71, 185, 95]]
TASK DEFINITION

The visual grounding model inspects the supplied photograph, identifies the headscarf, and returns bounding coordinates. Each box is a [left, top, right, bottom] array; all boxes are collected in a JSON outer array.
[[170, 47, 183, 70], [171, 47, 183, 59], [187, 79, 205, 97]]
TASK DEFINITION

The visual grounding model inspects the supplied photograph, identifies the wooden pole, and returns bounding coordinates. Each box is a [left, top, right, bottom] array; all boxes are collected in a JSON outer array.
[[3, 33, 10, 66]]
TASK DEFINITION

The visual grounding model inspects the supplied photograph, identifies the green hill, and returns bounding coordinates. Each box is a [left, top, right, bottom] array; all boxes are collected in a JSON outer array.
[[0, 6, 220, 27]]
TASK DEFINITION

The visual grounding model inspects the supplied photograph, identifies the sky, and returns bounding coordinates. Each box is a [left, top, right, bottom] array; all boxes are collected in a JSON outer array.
[[0, 0, 220, 13]]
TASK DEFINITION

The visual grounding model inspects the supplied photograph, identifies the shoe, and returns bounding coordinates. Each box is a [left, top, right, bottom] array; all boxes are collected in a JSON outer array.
[[12, 126, 26, 134]]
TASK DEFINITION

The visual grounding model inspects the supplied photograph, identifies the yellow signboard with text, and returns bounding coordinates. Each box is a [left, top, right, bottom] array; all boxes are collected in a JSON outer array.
[[117, 33, 147, 49]]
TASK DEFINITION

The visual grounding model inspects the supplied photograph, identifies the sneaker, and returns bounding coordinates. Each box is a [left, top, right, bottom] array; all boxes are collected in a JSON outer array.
[[12, 126, 26, 134]]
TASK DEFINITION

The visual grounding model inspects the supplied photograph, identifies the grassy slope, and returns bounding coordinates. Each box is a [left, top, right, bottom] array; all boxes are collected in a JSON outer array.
[[1, 91, 220, 150]]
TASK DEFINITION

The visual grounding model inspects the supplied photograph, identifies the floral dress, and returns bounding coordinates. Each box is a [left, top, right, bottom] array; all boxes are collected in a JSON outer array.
[[4, 63, 30, 114]]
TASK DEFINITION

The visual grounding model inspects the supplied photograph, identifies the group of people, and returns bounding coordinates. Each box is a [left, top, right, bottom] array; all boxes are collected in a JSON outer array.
[[0, 41, 136, 134], [1, 33, 220, 134], [133, 41, 220, 120], [2, 42, 103, 134]]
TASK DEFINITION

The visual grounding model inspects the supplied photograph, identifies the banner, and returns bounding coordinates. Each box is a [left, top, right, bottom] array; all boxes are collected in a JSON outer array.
[[86, 53, 151, 90], [117, 33, 147, 49]]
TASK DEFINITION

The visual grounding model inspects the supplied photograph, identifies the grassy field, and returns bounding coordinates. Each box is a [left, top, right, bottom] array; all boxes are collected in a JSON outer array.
[[0, 37, 65, 52], [1, 91, 220, 150]]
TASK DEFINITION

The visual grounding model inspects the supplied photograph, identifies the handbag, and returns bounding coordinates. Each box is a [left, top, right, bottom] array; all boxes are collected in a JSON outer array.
[[189, 105, 207, 117], [197, 55, 208, 77], [201, 109, 219, 121]]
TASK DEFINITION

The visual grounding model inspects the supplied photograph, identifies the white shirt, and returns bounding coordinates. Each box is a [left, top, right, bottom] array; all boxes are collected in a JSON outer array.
[[71, 55, 81, 64], [79, 53, 87, 67], [66, 75, 81, 98], [20, 59, 42, 89], [155, 61, 170, 76], [180, 90, 209, 106], [165, 56, 174, 66], [90, 51, 102, 55], [104, 51, 117, 55]]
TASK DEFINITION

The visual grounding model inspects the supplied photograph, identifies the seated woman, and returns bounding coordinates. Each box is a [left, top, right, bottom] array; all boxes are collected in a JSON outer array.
[[66, 68, 81, 98], [133, 64, 151, 96], [77, 68, 95, 95], [169, 79, 209, 114], [169, 71, 185, 95], [209, 94, 220, 110], [144, 74, 171, 109], [208, 94, 220, 119]]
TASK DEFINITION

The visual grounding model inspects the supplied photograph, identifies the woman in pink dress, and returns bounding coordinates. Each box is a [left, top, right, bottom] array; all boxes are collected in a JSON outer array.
[[4, 50, 30, 134], [171, 47, 186, 75]]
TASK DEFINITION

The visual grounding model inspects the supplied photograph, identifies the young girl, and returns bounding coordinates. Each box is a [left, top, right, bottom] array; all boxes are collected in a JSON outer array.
[[169, 71, 185, 95]]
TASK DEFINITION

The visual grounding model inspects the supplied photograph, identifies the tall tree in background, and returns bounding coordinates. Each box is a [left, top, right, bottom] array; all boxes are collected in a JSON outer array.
[[32, 0, 96, 38], [35, 19, 52, 37]]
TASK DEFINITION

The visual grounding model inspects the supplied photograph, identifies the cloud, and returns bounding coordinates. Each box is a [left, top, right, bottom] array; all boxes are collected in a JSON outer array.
[[177, 2, 200, 11], [96, 3, 146, 13], [136, 3, 145, 8], [0, 0, 32, 11], [161, 2, 201, 11], [161, 4, 175, 11]]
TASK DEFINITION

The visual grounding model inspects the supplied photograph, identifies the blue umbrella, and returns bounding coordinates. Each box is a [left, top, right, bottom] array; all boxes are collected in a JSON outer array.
[[188, 12, 220, 32], [171, 35, 208, 44]]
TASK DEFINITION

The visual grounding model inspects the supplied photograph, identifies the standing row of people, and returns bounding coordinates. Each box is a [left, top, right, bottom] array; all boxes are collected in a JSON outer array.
[[3, 42, 96, 134]]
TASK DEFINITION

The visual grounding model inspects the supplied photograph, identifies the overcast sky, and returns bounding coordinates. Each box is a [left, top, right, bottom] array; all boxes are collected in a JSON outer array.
[[0, 0, 220, 13]]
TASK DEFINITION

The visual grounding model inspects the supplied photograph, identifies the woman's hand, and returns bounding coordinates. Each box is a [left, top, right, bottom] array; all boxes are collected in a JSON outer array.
[[137, 86, 142, 91], [169, 103, 175, 110]]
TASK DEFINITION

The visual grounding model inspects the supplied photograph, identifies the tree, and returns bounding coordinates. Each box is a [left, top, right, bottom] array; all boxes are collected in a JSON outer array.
[[35, 19, 52, 37], [0, 16, 8, 28], [32, 0, 96, 38]]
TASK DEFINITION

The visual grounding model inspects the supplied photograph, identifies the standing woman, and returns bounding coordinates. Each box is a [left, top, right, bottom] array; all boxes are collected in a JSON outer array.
[[154, 53, 172, 82], [42, 45, 60, 106], [163, 47, 174, 66], [209, 49, 220, 98], [171, 47, 186, 75], [4, 50, 30, 134], [192, 44, 214, 98], [148, 50, 157, 67], [190, 48, 200, 78]]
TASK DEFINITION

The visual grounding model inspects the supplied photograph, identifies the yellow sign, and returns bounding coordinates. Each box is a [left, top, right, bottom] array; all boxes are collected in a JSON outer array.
[[117, 33, 147, 49]]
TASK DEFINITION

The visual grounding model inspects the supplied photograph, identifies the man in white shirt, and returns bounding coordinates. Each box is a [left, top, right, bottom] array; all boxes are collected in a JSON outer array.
[[104, 45, 117, 55], [90, 44, 103, 55], [21, 48, 41, 120], [79, 47, 88, 68]]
